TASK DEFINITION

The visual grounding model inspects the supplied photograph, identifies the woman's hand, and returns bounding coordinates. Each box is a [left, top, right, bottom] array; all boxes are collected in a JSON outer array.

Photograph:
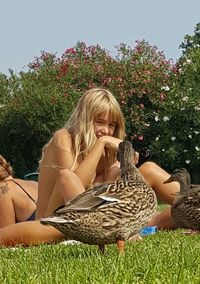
[[98, 136, 122, 151]]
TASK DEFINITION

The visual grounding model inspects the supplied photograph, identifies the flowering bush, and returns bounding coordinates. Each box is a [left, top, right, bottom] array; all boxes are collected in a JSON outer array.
[[0, 40, 194, 179], [150, 46, 200, 182], [0, 68, 80, 176], [51, 40, 177, 163], [179, 22, 200, 55]]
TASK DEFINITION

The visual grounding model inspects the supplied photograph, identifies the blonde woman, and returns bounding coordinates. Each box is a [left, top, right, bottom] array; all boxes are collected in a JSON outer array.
[[0, 88, 178, 246], [0, 155, 38, 228]]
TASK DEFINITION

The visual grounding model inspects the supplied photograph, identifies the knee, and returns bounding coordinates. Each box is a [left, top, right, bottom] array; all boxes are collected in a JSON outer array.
[[57, 169, 73, 182], [138, 161, 161, 187], [139, 161, 158, 175]]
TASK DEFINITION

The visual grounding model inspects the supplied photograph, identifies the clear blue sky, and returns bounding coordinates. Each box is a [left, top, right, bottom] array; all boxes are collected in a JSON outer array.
[[0, 0, 199, 75]]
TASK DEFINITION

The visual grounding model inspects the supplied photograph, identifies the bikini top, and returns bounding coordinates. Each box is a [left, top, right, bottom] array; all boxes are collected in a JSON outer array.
[[8, 179, 37, 205]]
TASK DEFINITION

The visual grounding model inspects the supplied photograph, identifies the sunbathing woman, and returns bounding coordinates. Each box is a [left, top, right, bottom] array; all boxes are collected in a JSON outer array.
[[0, 88, 178, 246], [0, 155, 38, 228]]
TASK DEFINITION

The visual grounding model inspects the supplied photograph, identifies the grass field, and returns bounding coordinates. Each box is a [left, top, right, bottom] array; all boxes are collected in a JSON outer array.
[[1, 229, 200, 284]]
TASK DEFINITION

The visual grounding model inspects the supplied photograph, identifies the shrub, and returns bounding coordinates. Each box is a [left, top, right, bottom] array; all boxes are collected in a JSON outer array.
[[0, 41, 179, 177], [0, 64, 80, 176], [150, 46, 200, 182]]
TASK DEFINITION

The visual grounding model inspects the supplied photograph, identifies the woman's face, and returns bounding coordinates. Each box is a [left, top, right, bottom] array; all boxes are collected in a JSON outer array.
[[94, 112, 117, 138]]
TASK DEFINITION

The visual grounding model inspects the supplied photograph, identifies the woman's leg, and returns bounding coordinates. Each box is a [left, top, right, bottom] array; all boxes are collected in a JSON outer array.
[[0, 169, 82, 247], [138, 162, 179, 230], [139, 162, 179, 204], [45, 169, 85, 217], [147, 207, 177, 230], [0, 221, 64, 247]]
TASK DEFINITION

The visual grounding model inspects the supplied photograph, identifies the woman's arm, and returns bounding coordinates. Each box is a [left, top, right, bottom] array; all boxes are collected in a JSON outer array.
[[106, 161, 121, 182], [74, 136, 122, 188], [0, 183, 15, 228]]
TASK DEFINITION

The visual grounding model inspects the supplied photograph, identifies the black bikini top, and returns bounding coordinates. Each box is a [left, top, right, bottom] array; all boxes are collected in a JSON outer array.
[[8, 179, 37, 205]]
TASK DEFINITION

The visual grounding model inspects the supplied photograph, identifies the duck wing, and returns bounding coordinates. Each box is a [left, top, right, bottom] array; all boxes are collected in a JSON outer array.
[[55, 181, 120, 214]]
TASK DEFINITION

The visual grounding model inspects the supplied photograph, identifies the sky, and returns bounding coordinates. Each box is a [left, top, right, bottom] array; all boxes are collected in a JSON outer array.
[[0, 0, 200, 75]]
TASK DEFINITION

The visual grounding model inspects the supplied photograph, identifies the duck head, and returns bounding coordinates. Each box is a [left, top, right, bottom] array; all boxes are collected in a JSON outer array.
[[117, 140, 137, 168], [163, 168, 191, 196]]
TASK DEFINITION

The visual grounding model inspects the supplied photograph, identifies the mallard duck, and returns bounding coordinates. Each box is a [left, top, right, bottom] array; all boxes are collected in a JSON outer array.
[[164, 168, 200, 231], [164, 168, 191, 196], [40, 140, 157, 253]]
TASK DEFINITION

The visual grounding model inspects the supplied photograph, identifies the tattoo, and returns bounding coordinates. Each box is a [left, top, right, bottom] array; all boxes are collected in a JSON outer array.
[[0, 183, 9, 194]]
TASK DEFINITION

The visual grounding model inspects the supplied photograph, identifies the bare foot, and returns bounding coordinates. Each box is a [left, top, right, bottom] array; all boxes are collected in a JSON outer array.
[[128, 233, 143, 242], [183, 229, 199, 236]]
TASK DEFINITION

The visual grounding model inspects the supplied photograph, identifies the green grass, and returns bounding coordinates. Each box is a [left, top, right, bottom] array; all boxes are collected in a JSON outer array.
[[1, 230, 200, 284]]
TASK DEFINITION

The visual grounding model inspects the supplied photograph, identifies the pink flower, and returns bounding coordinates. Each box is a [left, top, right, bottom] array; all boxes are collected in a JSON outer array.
[[160, 93, 166, 101], [60, 63, 68, 76], [138, 135, 144, 141], [64, 48, 76, 55]]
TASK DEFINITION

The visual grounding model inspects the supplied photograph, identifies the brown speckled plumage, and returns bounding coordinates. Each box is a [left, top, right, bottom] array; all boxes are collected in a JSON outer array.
[[40, 140, 157, 252], [164, 168, 200, 230]]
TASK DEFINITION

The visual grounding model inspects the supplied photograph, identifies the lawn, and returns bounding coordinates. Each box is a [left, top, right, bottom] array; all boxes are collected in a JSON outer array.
[[0, 229, 200, 284]]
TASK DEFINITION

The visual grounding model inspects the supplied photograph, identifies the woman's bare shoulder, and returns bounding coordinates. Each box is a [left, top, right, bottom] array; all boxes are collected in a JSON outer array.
[[53, 128, 71, 140], [52, 129, 73, 151], [40, 128, 74, 170]]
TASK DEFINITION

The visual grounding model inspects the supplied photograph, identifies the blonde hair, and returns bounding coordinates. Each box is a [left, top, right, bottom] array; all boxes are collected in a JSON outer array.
[[65, 88, 125, 171], [40, 88, 125, 173], [0, 155, 13, 180]]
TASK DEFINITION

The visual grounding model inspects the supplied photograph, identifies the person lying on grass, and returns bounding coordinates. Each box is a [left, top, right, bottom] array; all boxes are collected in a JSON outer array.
[[0, 155, 38, 228]]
